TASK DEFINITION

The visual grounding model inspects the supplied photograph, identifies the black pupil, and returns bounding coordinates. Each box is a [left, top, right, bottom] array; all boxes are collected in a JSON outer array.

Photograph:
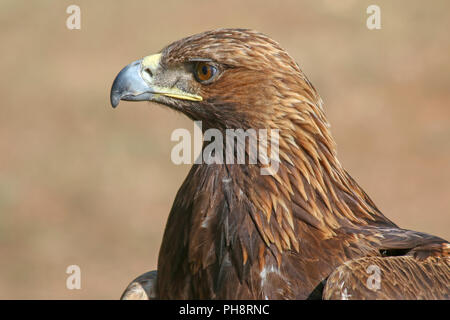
[[201, 65, 208, 75]]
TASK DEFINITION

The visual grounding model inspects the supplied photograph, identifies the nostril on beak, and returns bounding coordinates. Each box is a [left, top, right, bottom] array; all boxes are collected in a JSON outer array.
[[143, 67, 153, 78]]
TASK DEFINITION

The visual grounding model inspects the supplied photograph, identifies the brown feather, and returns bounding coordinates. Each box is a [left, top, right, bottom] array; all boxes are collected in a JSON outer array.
[[115, 29, 449, 299]]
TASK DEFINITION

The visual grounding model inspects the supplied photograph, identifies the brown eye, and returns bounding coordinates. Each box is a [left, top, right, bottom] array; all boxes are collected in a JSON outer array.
[[194, 62, 218, 83]]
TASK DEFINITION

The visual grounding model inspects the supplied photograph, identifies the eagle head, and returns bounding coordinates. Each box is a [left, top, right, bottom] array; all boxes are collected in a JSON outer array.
[[110, 28, 323, 131]]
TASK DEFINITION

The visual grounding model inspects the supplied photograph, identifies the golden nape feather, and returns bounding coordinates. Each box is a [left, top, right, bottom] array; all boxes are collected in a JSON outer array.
[[111, 29, 450, 300]]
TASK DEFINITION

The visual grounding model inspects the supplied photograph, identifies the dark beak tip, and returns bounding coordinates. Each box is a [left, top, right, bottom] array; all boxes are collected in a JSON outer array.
[[110, 91, 120, 108]]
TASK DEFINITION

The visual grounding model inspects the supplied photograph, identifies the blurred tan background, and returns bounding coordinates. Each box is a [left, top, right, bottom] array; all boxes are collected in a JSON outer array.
[[0, 0, 449, 299]]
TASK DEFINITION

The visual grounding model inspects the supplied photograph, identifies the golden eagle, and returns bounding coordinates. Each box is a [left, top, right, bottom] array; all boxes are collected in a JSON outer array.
[[110, 29, 449, 300]]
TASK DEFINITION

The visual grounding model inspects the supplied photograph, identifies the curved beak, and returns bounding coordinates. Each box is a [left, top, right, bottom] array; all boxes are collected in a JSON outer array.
[[110, 53, 202, 108], [110, 59, 154, 108]]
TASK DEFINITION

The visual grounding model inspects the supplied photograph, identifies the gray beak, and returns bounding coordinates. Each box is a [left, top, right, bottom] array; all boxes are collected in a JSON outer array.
[[110, 59, 154, 108], [110, 53, 202, 108]]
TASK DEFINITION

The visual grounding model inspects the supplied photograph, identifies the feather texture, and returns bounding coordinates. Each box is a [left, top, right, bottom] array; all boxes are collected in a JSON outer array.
[[118, 29, 449, 300]]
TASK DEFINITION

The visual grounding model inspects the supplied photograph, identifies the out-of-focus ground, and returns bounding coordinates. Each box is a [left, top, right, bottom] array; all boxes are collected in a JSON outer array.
[[0, 0, 449, 299]]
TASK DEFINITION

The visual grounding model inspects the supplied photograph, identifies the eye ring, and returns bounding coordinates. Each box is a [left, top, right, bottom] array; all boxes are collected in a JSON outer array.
[[194, 62, 218, 84]]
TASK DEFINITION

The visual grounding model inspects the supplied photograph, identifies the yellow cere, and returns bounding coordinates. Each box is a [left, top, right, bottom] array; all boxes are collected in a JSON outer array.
[[141, 53, 203, 102], [141, 53, 162, 71]]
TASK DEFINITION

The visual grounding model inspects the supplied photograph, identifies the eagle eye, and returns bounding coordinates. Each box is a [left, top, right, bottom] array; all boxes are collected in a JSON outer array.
[[194, 62, 218, 84]]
